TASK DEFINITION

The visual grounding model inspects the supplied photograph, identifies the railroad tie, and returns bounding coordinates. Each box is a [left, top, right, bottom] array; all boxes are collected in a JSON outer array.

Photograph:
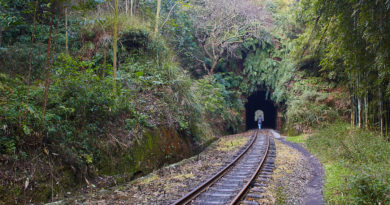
[[241, 200, 260, 205], [246, 193, 264, 199]]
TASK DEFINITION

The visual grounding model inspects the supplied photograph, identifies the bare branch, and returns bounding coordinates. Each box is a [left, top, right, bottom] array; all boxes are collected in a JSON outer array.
[[188, 0, 266, 74]]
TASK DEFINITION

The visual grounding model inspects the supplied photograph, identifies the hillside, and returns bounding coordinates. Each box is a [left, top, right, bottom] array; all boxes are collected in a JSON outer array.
[[1, 0, 389, 204]]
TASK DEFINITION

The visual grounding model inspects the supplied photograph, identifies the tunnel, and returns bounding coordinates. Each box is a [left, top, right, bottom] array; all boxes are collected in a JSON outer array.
[[245, 91, 277, 130]]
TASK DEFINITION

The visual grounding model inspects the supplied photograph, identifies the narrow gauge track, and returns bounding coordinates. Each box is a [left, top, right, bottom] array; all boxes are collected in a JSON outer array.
[[172, 130, 271, 205]]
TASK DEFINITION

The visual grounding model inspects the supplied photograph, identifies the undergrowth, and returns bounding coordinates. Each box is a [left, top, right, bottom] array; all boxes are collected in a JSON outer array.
[[286, 134, 306, 143], [0, 12, 243, 203], [306, 123, 390, 204]]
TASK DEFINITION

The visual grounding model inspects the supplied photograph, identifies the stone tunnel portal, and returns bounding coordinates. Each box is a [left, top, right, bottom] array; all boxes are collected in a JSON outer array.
[[245, 91, 277, 130]]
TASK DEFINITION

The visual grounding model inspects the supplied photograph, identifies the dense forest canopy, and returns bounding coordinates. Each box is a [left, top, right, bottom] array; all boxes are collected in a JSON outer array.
[[0, 0, 389, 203]]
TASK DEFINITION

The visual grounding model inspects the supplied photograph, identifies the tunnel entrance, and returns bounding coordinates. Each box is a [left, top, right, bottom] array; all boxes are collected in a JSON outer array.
[[245, 91, 277, 130]]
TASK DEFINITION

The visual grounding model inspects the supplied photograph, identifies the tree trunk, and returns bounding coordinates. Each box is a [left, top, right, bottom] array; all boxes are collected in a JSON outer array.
[[154, 0, 161, 36], [125, 0, 128, 14], [379, 87, 383, 136], [209, 60, 218, 75], [130, 0, 133, 16], [42, 4, 55, 118], [65, 7, 68, 54], [0, 26, 2, 47], [102, 43, 107, 78], [365, 93, 368, 129], [351, 95, 354, 127], [113, 0, 118, 93], [386, 102, 388, 137], [358, 97, 361, 128], [26, 0, 38, 106]]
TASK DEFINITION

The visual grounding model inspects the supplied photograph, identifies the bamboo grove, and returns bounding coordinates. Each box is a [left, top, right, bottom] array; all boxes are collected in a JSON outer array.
[[296, 0, 390, 136]]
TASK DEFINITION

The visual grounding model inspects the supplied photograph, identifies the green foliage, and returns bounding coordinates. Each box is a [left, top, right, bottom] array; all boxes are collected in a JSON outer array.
[[286, 76, 340, 132], [0, 137, 16, 156], [243, 33, 276, 94], [0, 19, 221, 201], [307, 123, 390, 204], [241, 1, 298, 104], [193, 76, 225, 114], [193, 75, 244, 133], [285, 134, 306, 143], [294, 0, 390, 134]]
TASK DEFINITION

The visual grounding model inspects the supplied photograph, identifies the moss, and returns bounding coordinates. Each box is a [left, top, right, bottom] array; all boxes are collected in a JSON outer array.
[[217, 137, 248, 152], [0, 185, 21, 204], [33, 184, 52, 202], [138, 174, 159, 185], [275, 185, 287, 204], [172, 173, 194, 181], [97, 127, 195, 186]]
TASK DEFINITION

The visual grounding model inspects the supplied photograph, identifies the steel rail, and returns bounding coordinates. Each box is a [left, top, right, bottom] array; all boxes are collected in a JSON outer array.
[[171, 130, 259, 205], [230, 134, 270, 205]]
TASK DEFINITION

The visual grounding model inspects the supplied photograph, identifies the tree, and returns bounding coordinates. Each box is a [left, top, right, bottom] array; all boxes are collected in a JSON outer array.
[[296, 0, 390, 135], [26, 0, 39, 106], [65, 6, 68, 54], [188, 0, 265, 75], [154, 0, 161, 36], [42, 3, 55, 121], [113, 0, 118, 93]]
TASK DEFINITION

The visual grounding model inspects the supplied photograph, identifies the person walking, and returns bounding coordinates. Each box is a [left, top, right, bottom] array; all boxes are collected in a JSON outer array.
[[258, 115, 263, 130], [255, 110, 264, 130]]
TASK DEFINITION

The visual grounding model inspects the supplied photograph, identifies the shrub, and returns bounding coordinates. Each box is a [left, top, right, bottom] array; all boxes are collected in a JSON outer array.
[[286, 77, 341, 133]]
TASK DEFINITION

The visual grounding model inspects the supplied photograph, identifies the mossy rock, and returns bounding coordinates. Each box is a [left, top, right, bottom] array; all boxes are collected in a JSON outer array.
[[97, 127, 196, 180]]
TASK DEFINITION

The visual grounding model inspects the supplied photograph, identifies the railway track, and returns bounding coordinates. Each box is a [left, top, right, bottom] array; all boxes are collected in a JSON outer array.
[[172, 130, 276, 205]]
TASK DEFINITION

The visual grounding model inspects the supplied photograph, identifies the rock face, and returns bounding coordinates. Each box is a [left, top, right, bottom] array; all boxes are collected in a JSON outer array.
[[98, 127, 198, 179], [42, 127, 199, 204]]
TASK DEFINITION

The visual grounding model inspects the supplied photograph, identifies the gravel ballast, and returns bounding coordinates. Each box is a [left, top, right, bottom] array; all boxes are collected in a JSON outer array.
[[252, 132, 324, 205]]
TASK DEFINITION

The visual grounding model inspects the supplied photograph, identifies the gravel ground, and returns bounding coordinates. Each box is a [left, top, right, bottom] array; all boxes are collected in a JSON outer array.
[[53, 131, 254, 205], [254, 134, 324, 205], [278, 138, 324, 205]]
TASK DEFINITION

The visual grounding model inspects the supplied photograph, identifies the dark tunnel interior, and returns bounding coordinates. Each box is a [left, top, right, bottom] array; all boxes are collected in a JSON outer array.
[[245, 91, 277, 130]]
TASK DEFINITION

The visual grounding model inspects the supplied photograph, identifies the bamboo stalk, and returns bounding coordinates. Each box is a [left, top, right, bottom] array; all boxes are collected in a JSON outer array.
[[113, 0, 118, 94], [26, 0, 39, 107], [65, 7, 68, 54], [379, 87, 383, 136], [154, 0, 161, 36]]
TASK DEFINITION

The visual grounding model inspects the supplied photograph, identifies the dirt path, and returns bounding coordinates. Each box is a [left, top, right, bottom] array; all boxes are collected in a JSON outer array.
[[277, 137, 324, 205]]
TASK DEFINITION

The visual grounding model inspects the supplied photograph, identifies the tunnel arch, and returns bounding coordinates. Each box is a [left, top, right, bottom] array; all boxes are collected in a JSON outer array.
[[245, 91, 277, 130]]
